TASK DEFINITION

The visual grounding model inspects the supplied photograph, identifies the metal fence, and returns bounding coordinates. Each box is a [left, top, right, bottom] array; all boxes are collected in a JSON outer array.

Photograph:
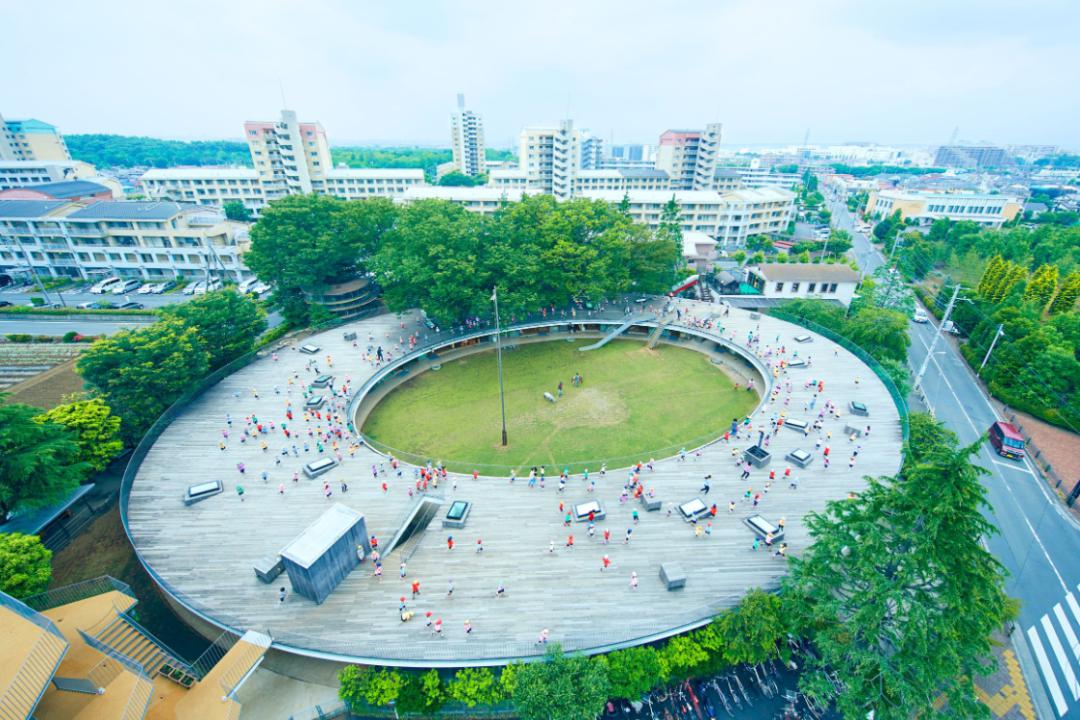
[[21, 575, 135, 613], [767, 308, 911, 443]]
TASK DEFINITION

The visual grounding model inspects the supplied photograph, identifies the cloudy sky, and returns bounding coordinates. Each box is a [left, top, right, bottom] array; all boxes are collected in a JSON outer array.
[[3, 0, 1078, 149]]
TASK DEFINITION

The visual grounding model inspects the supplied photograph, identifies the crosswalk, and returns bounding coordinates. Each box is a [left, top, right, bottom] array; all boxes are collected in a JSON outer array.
[[1025, 587, 1080, 716]]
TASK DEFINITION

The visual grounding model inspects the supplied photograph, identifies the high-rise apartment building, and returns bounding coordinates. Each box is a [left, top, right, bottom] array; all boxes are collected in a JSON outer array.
[[244, 109, 332, 199], [655, 123, 722, 191], [933, 145, 1008, 169], [450, 94, 486, 177], [580, 134, 604, 170], [519, 120, 581, 199], [0, 113, 71, 161]]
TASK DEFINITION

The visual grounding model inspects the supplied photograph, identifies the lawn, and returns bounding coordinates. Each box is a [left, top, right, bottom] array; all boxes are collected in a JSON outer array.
[[362, 339, 759, 474]]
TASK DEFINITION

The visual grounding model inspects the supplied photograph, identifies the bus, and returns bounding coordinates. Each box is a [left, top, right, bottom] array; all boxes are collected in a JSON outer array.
[[670, 275, 699, 297], [988, 421, 1025, 460]]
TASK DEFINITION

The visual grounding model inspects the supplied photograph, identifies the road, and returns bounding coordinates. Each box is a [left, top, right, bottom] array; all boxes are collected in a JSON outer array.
[[829, 195, 1080, 719], [0, 318, 156, 336], [0, 285, 188, 309]]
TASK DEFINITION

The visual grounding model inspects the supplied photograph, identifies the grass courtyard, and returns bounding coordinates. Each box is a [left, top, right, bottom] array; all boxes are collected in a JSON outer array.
[[362, 338, 759, 474]]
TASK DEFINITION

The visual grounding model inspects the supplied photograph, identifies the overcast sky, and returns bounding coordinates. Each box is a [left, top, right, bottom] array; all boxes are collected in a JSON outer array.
[[3, 0, 1078, 149]]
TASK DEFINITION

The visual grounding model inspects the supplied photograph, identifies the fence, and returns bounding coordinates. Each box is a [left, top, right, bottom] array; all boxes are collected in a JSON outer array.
[[767, 308, 911, 443], [21, 575, 135, 613]]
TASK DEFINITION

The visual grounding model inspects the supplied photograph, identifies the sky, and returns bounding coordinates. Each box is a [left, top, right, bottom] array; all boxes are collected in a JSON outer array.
[[3, 0, 1079, 150]]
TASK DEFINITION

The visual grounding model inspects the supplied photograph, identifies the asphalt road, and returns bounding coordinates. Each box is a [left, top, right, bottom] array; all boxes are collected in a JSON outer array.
[[0, 318, 155, 336], [829, 195, 1080, 719], [0, 284, 188, 309]]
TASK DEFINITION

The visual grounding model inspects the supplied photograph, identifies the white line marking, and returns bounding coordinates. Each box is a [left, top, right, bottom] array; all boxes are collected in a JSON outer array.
[[993, 459, 1036, 474], [1054, 603, 1080, 661], [1043, 615, 1080, 701], [1068, 592, 1080, 629], [1030, 625, 1070, 715]]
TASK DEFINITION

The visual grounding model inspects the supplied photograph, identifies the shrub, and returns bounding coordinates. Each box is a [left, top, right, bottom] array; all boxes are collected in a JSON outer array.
[[448, 666, 503, 707], [0, 533, 52, 598]]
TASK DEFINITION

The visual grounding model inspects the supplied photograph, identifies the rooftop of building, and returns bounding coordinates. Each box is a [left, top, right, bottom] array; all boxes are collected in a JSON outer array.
[[0, 160, 90, 170], [0, 199, 72, 218], [141, 166, 258, 179], [399, 186, 538, 202], [66, 201, 197, 220], [579, 187, 794, 204], [326, 167, 426, 179], [753, 263, 860, 283], [3, 118, 60, 133], [874, 188, 1021, 201], [1, 180, 111, 199]]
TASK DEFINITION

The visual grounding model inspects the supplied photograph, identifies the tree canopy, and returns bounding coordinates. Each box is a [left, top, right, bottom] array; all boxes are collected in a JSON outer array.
[[159, 290, 266, 369], [34, 397, 123, 473], [223, 200, 253, 222], [67, 134, 251, 168], [0, 400, 86, 517], [76, 319, 211, 443], [0, 532, 52, 598], [783, 414, 1013, 720], [513, 645, 610, 720]]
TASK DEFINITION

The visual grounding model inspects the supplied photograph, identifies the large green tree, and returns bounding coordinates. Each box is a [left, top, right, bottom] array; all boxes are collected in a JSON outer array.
[[35, 397, 123, 472], [0, 533, 52, 598], [783, 415, 1013, 720], [448, 666, 504, 707], [513, 645, 609, 720], [222, 200, 253, 222], [160, 289, 266, 369], [246, 195, 397, 324], [76, 319, 211, 443], [603, 646, 663, 700], [0, 401, 86, 517]]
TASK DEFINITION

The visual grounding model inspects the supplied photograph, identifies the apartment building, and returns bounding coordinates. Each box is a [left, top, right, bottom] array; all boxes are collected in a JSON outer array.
[[732, 166, 801, 190], [519, 120, 581, 199], [866, 189, 1022, 228], [580, 134, 604, 170], [397, 186, 539, 215], [933, 145, 1008, 169], [488, 168, 529, 191], [244, 109, 332, 198], [655, 123, 722, 191], [573, 168, 671, 194], [142, 109, 424, 216], [450, 94, 486, 177], [0, 114, 71, 161], [0, 199, 248, 281], [0, 160, 99, 190]]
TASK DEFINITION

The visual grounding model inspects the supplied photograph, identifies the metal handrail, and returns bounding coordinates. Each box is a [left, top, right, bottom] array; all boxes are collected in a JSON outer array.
[[0, 590, 66, 641], [20, 575, 135, 614], [0, 629, 67, 720]]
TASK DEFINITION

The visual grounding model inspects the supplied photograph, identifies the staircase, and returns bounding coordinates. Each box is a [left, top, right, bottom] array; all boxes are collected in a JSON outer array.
[[215, 631, 272, 697], [578, 314, 654, 352], [381, 496, 443, 558], [119, 675, 154, 720], [91, 613, 190, 679], [0, 630, 68, 720]]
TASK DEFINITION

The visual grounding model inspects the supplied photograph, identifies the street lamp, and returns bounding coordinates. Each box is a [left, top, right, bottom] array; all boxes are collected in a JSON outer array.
[[491, 285, 509, 446]]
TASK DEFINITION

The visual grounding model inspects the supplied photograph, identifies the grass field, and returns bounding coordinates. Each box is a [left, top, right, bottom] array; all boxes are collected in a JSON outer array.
[[362, 339, 759, 473]]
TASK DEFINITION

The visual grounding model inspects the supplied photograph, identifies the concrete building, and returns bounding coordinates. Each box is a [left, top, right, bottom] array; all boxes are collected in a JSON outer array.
[[450, 94, 486, 177], [580, 134, 604, 170], [487, 168, 530, 191], [713, 168, 743, 193], [866, 189, 1022, 228], [519, 120, 581, 199], [747, 263, 860, 306], [608, 143, 655, 163], [656, 123, 722, 191], [0, 160, 99, 190], [933, 145, 1008, 169], [733, 166, 801, 190], [0, 199, 248, 281], [397, 186, 539, 215], [244, 109, 332, 199], [0, 114, 71, 161], [572, 168, 671, 194], [140, 167, 265, 214], [682, 230, 719, 272]]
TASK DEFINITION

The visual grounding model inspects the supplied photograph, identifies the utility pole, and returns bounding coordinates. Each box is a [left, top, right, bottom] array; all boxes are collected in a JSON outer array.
[[915, 284, 961, 390], [980, 323, 1005, 372], [492, 285, 508, 446]]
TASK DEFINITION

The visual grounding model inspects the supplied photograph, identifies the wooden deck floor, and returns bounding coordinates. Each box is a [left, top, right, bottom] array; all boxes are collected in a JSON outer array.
[[127, 299, 903, 666]]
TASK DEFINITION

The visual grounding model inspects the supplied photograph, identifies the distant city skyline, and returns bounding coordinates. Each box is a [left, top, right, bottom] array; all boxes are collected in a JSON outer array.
[[2, 0, 1078, 150]]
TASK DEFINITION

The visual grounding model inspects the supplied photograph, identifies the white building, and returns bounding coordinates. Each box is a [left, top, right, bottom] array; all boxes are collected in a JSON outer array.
[[747, 263, 859, 307], [450, 94, 486, 177], [0, 161, 99, 190], [397, 186, 539, 215], [519, 120, 581, 199], [487, 169, 529, 191], [866, 189, 1022, 228], [733, 167, 801, 190], [655, 124, 722, 191], [580, 134, 604, 170], [243, 109, 332, 198], [682, 231, 718, 272], [140, 167, 264, 214], [0, 115, 71, 161], [0, 200, 248, 281], [572, 169, 671, 194]]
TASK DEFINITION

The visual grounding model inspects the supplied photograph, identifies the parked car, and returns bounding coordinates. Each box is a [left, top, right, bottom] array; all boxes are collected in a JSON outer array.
[[112, 279, 143, 294], [183, 281, 204, 296], [90, 277, 122, 294], [153, 280, 177, 294], [194, 278, 223, 295], [912, 308, 929, 323], [117, 302, 145, 310], [250, 282, 270, 295], [238, 278, 259, 294], [136, 283, 157, 294]]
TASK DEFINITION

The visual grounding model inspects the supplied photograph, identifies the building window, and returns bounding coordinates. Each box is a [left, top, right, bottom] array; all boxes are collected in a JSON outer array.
[[791, 282, 800, 292], [775, 282, 784, 292], [828, 283, 838, 293], [807, 282, 816, 293]]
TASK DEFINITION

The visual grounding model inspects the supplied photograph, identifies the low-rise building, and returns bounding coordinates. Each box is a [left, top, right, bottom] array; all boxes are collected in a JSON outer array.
[[0, 160, 99, 190], [0, 179, 114, 203], [397, 186, 539, 215], [866, 189, 1022, 228], [0, 199, 248, 281], [682, 230, 718, 272], [747, 263, 860, 306], [572, 168, 671, 193], [487, 168, 529, 191]]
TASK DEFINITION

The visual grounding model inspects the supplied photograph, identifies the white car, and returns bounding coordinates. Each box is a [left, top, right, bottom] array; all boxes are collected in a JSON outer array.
[[111, 279, 143, 295], [249, 282, 270, 296], [238, 278, 259, 294], [183, 281, 204, 296], [913, 308, 929, 323], [136, 283, 157, 295], [90, 277, 122, 294]]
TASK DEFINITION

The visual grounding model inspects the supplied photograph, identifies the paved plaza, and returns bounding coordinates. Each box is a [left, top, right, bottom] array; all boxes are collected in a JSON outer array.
[[126, 298, 903, 666]]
